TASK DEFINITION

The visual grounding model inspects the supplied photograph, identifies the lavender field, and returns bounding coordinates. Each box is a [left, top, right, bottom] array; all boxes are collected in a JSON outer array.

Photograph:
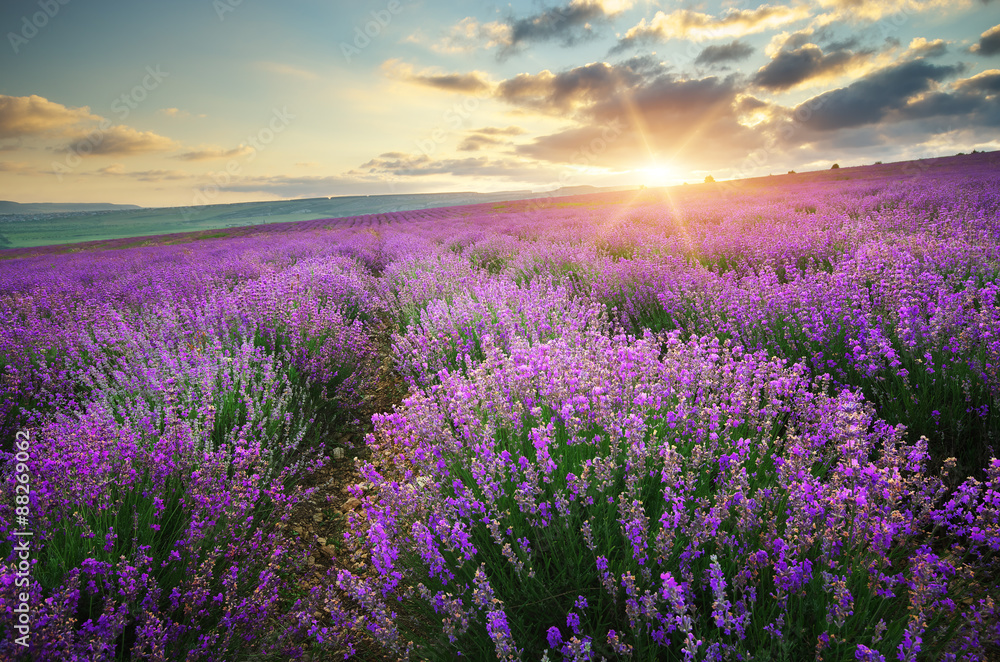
[[2, 158, 999, 661]]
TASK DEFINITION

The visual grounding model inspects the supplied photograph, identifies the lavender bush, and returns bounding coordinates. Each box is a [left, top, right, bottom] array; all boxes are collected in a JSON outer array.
[[2, 156, 999, 660]]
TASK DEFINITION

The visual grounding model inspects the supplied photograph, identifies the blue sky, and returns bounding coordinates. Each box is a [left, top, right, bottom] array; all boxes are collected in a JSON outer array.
[[1, 0, 998, 206]]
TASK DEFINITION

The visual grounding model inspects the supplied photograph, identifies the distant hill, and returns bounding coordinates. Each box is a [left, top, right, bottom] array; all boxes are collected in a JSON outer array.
[[0, 187, 635, 249], [0, 201, 143, 214]]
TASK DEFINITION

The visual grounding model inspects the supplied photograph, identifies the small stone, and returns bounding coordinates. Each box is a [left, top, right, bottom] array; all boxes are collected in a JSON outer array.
[[320, 545, 338, 559], [312, 512, 323, 522], [331, 447, 345, 460], [316, 537, 327, 546], [343, 498, 362, 512], [292, 526, 303, 535]]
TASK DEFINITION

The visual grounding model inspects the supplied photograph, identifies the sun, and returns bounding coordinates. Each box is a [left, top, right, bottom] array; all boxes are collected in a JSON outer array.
[[636, 161, 677, 187]]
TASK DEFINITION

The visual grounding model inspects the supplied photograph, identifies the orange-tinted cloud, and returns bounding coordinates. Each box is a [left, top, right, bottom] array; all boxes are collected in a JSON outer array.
[[504, 62, 763, 169], [613, 4, 810, 50], [94, 164, 191, 181], [64, 125, 178, 156], [0, 95, 100, 139], [383, 60, 493, 94], [0, 161, 44, 175], [815, 0, 963, 22], [158, 107, 205, 119], [175, 145, 254, 161], [417, 1, 634, 57], [495, 58, 656, 114], [457, 126, 525, 151]]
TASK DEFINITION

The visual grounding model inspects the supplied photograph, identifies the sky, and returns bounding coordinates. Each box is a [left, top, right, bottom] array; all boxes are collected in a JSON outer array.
[[0, 0, 998, 207]]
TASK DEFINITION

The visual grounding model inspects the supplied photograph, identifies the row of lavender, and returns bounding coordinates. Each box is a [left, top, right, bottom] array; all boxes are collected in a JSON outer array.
[[0, 233, 399, 659], [1, 162, 999, 660], [350, 168, 1000, 660]]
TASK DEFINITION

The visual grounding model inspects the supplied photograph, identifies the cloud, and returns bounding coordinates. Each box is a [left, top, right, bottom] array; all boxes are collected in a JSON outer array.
[[158, 107, 206, 119], [257, 61, 319, 80], [63, 125, 178, 156], [0, 95, 100, 139], [413, 17, 513, 54], [175, 145, 255, 161], [753, 43, 873, 91], [0, 161, 44, 175], [953, 69, 1000, 96], [612, 4, 810, 51], [504, 0, 633, 54], [907, 37, 948, 58], [350, 151, 551, 181], [424, 1, 633, 57], [695, 41, 755, 66], [209, 174, 386, 198], [214, 156, 554, 198], [457, 135, 505, 151], [94, 164, 191, 181], [512, 69, 764, 170], [814, 0, 964, 22], [495, 59, 657, 114], [849, 69, 999, 127], [383, 59, 493, 94], [470, 126, 526, 136], [457, 126, 525, 152], [765, 28, 816, 57], [352, 151, 432, 176], [792, 59, 965, 131], [0, 95, 183, 159], [971, 24, 1000, 56]]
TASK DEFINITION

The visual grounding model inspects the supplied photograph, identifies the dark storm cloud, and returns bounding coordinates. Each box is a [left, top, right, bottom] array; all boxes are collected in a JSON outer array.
[[694, 41, 755, 66], [513, 71, 763, 169], [408, 71, 492, 94], [507, 2, 604, 49], [350, 152, 550, 180], [793, 59, 965, 131], [971, 24, 1000, 56], [753, 44, 870, 91], [495, 59, 661, 114], [954, 70, 1000, 95], [496, 0, 632, 57]]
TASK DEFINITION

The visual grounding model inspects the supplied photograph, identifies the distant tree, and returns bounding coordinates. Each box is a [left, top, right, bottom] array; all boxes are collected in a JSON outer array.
[[831, 163, 840, 169], [704, 175, 716, 183], [874, 161, 882, 165], [971, 149, 979, 154], [788, 170, 796, 174], [956, 153, 966, 157]]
